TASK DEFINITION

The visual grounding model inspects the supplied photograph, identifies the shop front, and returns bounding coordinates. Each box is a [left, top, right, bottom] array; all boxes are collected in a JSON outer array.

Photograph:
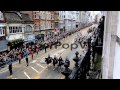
[[0, 39, 8, 52], [7, 39, 24, 50], [7, 34, 24, 41], [35, 34, 44, 42], [24, 34, 36, 47]]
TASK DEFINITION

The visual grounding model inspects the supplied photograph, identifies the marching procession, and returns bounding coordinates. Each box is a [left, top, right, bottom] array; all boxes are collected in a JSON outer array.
[[0, 23, 93, 77]]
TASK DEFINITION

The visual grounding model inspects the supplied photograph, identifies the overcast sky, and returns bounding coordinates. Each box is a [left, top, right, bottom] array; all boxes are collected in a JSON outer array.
[[90, 11, 101, 16]]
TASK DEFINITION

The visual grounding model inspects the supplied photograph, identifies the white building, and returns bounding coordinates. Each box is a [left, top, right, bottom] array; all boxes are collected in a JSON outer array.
[[63, 11, 80, 32], [4, 11, 24, 41], [80, 11, 91, 25], [58, 11, 65, 33], [0, 11, 8, 52], [102, 11, 120, 79], [76, 11, 81, 28], [3, 11, 34, 42], [21, 13, 35, 43]]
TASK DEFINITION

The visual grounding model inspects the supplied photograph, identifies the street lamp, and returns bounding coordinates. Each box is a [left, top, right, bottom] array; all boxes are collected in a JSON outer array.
[[73, 51, 80, 67], [61, 58, 71, 79]]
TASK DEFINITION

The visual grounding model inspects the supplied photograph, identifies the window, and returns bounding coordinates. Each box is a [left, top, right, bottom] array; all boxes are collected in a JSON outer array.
[[9, 26, 22, 34], [0, 27, 2, 35], [33, 11, 39, 19], [19, 27, 22, 32], [34, 14, 36, 19], [9, 27, 12, 33], [3, 28, 5, 34], [64, 15, 65, 18], [35, 24, 39, 31]]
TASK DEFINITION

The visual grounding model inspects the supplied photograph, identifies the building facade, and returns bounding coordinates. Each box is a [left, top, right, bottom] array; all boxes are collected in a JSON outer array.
[[0, 11, 8, 52], [80, 11, 90, 25], [76, 11, 81, 28], [102, 11, 120, 79], [58, 11, 64, 34], [21, 13, 35, 43], [27, 11, 55, 41], [3, 11, 35, 50], [3, 11, 24, 41]]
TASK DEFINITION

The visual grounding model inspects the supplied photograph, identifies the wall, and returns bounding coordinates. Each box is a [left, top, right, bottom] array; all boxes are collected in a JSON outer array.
[[113, 11, 120, 79], [102, 11, 120, 79]]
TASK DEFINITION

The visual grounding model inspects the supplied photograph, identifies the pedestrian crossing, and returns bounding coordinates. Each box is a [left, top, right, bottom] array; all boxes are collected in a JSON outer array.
[[11, 61, 47, 79]]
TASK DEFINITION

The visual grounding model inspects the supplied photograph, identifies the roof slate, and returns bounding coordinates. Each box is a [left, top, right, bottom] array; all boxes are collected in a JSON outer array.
[[3, 11, 33, 24]]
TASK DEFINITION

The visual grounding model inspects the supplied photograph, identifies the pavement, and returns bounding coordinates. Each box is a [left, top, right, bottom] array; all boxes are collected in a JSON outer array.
[[0, 24, 97, 79]]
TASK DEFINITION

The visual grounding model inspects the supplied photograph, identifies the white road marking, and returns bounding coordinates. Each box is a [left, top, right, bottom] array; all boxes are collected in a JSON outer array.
[[40, 57, 46, 63], [37, 63, 44, 68], [30, 60, 37, 63], [39, 66, 47, 74], [24, 72, 31, 79], [0, 69, 8, 74], [31, 67, 39, 73], [12, 78, 17, 79]]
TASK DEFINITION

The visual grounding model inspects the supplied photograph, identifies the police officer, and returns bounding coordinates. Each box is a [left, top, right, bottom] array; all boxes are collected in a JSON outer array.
[[7, 56, 13, 75]]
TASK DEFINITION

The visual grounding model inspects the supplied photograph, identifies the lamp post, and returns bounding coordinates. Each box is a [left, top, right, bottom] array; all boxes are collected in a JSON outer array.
[[61, 58, 71, 79], [73, 51, 80, 67]]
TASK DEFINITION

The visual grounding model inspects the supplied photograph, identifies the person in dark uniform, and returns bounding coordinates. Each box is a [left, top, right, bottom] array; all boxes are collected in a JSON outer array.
[[58, 56, 64, 72], [45, 54, 52, 68], [7, 56, 13, 75], [44, 43, 47, 53], [25, 49, 29, 66], [64, 58, 70, 68], [52, 55, 58, 70]]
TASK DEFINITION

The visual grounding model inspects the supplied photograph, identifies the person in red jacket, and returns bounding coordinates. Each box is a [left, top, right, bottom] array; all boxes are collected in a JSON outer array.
[[18, 53, 21, 64], [36, 47, 39, 55], [31, 50, 34, 60]]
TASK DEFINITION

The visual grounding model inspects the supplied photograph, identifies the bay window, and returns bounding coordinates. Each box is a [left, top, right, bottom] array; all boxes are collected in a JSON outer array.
[[9, 26, 22, 33]]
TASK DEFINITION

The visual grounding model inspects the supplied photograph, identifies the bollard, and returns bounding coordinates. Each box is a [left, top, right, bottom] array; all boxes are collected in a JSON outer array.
[[61, 58, 71, 79], [73, 51, 80, 67]]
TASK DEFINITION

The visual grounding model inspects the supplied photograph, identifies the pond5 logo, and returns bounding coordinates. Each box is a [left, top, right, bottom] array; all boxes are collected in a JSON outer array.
[[46, 41, 87, 51]]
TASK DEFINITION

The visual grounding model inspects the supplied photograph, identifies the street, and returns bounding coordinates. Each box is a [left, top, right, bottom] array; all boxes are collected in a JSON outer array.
[[0, 24, 97, 79]]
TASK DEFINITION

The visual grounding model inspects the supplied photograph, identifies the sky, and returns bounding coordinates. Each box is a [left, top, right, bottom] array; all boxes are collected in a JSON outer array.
[[90, 11, 101, 16], [89, 11, 101, 21]]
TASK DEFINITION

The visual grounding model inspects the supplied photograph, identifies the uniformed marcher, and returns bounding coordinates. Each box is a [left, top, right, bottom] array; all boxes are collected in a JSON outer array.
[[64, 58, 70, 68], [45, 54, 52, 68], [52, 55, 58, 70], [58, 56, 64, 72]]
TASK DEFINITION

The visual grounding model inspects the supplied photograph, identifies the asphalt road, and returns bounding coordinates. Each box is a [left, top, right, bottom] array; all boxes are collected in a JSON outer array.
[[0, 24, 97, 79]]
